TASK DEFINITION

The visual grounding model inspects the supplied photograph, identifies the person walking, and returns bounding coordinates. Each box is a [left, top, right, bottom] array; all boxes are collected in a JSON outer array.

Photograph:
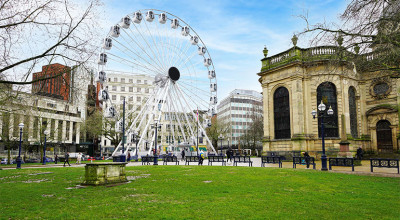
[[76, 153, 82, 164], [64, 152, 71, 167], [55, 155, 58, 164], [227, 147, 233, 163], [303, 152, 310, 169], [127, 152, 131, 162], [181, 149, 185, 161]]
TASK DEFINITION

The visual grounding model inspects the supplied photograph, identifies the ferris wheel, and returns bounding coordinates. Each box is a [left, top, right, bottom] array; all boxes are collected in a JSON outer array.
[[96, 9, 218, 156]]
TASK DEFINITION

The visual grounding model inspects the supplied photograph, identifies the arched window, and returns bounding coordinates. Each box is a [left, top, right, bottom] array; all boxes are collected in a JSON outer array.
[[317, 82, 339, 138], [273, 87, 290, 139], [348, 87, 358, 138]]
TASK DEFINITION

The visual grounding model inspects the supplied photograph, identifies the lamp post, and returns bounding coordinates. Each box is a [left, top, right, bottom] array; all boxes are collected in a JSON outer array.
[[43, 130, 49, 165], [134, 131, 139, 162], [311, 100, 334, 171], [120, 97, 126, 162], [16, 123, 24, 169], [218, 134, 224, 156], [152, 119, 161, 165]]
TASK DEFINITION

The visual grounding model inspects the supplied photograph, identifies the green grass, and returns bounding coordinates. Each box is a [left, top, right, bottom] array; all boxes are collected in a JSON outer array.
[[0, 166, 399, 219]]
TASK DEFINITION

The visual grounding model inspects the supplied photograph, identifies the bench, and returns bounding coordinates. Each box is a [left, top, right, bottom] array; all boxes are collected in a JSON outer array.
[[163, 155, 179, 165], [261, 156, 282, 168], [208, 156, 226, 166], [293, 156, 316, 169], [185, 156, 199, 165], [141, 156, 156, 165], [233, 156, 253, 167], [329, 157, 354, 171], [370, 158, 399, 174]]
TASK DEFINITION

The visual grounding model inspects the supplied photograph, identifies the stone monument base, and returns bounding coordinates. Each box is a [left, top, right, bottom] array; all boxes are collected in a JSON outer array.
[[82, 162, 128, 185], [338, 141, 353, 158]]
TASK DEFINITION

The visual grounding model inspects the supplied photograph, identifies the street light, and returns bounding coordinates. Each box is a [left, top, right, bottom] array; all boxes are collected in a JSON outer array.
[[43, 130, 49, 165], [218, 134, 224, 156], [16, 123, 24, 169], [152, 119, 161, 165], [133, 131, 139, 162], [311, 100, 334, 171]]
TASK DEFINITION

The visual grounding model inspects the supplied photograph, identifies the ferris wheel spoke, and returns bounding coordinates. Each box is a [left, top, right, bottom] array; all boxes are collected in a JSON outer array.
[[141, 18, 169, 72], [113, 37, 164, 74], [171, 85, 196, 139], [177, 83, 210, 110], [106, 53, 159, 76], [109, 43, 163, 74], [168, 89, 188, 142], [125, 26, 166, 73]]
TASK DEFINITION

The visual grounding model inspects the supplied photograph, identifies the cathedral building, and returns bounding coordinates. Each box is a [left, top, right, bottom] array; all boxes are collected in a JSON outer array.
[[257, 38, 399, 157]]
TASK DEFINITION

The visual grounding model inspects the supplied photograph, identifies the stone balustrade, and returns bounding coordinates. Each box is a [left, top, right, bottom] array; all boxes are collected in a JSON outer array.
[[260, 46, 387, 72]]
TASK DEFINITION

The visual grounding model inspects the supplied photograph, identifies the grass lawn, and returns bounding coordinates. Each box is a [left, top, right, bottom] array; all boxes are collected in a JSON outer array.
[[0, 166, 399, 219]]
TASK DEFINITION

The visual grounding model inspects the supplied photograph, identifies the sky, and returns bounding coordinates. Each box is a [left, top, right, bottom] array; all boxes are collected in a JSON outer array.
[[100, 0, 348, 100]]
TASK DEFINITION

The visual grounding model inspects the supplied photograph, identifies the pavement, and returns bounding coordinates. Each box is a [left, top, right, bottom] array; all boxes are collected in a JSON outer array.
[[2, 158, 399, 178]]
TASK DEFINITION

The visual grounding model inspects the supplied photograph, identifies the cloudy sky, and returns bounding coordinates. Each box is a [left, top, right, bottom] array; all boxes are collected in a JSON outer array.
[[100, 0, 347, 99]]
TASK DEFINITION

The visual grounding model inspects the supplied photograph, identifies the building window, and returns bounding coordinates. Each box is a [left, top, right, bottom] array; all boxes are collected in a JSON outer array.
[[121, 87, 125, 92], [145, 88, 149, 93], [317, 82, 339, 138], [129, 87, 133, 92], [137, 80, 141, 84], [129, 79, 133, 83], [137, 87, 141, 92], [112, 95, 116, 100], [273, 87, 291, 139], [121, 78, 125, 83], [349, 86, 358, 138], [120, 96, 125, 101], [129, 96, 133, 101], [112, 86, 116, 91], [137, 96, 141, 102], [114, 77, 117, 82], [144, 80, 148, 84]]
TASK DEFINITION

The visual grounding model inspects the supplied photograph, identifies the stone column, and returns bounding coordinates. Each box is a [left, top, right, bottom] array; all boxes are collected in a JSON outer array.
[[338, 114, 352, 157], [76, 123, 80, 144], [262, 81, 271, 152], [62, 120, 66, 142], [359, 82, 368, 135], [69, 121, 73, 142], [390, 125, 398, 151], [370, 127, 377, 152], [54, 120, 59, 141]]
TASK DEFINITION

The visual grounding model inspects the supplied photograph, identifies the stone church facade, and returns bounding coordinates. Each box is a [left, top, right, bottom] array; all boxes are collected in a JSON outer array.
[[257, 44, 399, 157]]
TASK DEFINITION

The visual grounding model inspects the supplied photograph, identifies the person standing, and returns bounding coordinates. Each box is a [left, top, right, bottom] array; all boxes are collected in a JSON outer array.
[[64, 152, 71, 167], [199, 150, 204, 165], [55, 155, 58, 164], [356, 147, 363, 160], [127, 151, 131, 162], [181, 149, 185, 161], [76, 153, 82, 164]]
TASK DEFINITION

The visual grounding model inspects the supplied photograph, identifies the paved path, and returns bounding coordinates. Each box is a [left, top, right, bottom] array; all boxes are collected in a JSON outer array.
[[2, 158, 399, 178]]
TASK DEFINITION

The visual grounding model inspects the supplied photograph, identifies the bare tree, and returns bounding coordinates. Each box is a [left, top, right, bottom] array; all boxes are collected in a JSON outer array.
[[205, 115, 229, 150], [239, 107, 263, 155], [299, 0, 400, 76], [0, 0, 101, 86]]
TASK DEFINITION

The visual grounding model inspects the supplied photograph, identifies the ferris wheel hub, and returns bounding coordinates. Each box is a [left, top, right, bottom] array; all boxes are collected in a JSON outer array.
[[168, 66, 180, 81]]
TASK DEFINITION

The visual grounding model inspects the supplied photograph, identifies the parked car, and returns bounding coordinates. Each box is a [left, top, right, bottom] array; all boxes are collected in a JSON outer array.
[[25, 158, 40, 163], [1, 158, 11, 164], [12, 159, 25, 164]]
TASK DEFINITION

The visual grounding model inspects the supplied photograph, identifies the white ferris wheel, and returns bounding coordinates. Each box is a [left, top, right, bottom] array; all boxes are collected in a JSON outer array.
[[96, 9, 218, 156]]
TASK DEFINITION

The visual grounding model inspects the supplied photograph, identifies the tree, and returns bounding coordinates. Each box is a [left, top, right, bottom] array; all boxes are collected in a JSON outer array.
[[0, 0, 101, 87], [299, 0, 400, 76], [205, 115, 229, 151], [239, 107, 263, 156]]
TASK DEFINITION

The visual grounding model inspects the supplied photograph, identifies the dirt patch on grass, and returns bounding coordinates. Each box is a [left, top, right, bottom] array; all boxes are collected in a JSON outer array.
[[203, 180, 212, 183], [127, 174, 151, 181], [22, 179, 50, 183], [28, 172, 53, 176], [65, 185, 87, 189]]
